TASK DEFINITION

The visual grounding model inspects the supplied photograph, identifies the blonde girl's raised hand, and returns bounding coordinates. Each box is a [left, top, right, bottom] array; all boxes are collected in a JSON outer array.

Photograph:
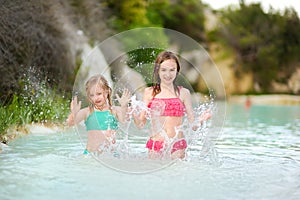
[[67, 96, 82, 126], [115, 88, 131, 123], [71, 95, 82, 115], [115, 88, 131, 108]]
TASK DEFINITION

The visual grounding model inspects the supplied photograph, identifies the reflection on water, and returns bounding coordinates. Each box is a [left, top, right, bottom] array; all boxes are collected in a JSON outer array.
[[0, 102, 300, 200]]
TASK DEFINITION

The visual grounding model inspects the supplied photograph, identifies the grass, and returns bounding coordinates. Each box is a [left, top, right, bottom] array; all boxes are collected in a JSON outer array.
[[0, 80, 71, 144]]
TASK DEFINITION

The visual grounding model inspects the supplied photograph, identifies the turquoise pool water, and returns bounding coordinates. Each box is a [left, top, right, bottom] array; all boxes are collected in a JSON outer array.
[[0, 102, 299, 200]]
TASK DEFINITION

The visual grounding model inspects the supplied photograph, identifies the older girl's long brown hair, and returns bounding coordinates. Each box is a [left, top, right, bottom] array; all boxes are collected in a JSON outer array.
[[152, 51, 181, 97]]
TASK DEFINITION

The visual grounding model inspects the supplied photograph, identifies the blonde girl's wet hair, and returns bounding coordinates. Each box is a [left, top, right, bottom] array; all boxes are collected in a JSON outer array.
[[85, 74, 112, 112]]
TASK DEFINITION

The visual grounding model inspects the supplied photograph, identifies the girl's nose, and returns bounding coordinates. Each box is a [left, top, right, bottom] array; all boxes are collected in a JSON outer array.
[[93, 96, 99, 101]]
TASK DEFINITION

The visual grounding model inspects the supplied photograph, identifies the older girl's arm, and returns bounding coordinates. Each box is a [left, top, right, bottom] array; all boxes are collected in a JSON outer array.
[[182, 88, 211, 129], [181, 88, 195, 124], [132, 87, 152, 128]]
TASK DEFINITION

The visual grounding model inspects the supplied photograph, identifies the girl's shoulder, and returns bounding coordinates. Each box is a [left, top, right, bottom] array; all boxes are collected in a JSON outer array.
[[82, 107, 91, 116], [143, 86, 154, 100], [110, 106, 120, 116], [179, 86, 190, 93], [144, 86, 154, 93], [178, 86, 191, 97], [110, 106, 117, 112], [75, 107, 90, 122]]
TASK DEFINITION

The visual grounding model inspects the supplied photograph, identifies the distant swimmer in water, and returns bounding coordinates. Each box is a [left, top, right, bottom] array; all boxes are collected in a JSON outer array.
[[245, 96, 252, 110]]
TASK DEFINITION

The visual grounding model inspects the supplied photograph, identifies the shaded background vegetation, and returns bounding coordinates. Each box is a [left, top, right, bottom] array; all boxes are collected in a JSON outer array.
[[213, 1, 300, 92], [0, 0, 74, 103], [106, 0, 300, 93]]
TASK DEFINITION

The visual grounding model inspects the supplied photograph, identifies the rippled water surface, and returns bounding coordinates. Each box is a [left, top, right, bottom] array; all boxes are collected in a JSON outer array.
[[0, 102, 299, 200]]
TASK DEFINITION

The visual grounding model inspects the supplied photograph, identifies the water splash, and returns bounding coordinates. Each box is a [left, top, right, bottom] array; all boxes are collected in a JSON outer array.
[[84, 90, 220, 172], [125, 93, 217, 161], [127, 94, 149, 117], [193, 92, 219, 162], [13, 66, 68, 124]]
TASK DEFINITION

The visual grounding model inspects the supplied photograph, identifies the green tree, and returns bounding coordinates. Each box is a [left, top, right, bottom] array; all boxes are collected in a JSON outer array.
[[218, 1, 300, 92], [107, 0, 206, 43], [156, 0, 206, 43], [107, 0, 152, 30]]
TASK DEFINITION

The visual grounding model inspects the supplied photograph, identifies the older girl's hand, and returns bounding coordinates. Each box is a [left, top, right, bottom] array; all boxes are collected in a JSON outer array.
[[199, 109, 212, 124]]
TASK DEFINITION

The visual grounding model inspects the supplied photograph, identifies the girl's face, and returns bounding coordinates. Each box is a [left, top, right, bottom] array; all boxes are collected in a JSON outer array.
[[88, 84, 107, 108], [159, 59, 178, 85]]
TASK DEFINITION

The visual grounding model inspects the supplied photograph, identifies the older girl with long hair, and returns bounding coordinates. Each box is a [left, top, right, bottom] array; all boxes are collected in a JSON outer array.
[[133, 51, 210, 159]]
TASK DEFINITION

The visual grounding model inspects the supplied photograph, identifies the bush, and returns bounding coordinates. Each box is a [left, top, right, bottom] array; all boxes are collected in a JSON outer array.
[[217, 2, 300, 91], [0, 67, 71, 142]]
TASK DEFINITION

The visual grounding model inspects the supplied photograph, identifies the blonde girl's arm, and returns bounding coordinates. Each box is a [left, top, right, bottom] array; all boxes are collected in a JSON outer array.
[[114, 88, 131, 123], [67, 96, 88, 126], [73, 108, 89, 124]]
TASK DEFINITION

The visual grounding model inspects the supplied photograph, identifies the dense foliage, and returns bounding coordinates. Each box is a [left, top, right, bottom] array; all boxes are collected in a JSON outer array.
[[215, 1, 300, 92], [126, 48, 163, 85], [154, 0, 206, 43], [107, 0, 206, 43], [107, 0, 153, 29], [106, 0, 206, 85]]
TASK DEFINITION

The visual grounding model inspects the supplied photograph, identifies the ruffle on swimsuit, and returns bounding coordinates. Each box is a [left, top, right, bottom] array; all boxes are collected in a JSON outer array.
[[147, 97, 185, 117]]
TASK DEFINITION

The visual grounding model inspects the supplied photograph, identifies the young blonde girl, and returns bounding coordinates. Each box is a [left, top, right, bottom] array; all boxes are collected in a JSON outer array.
[[67, 74, 130, 154]]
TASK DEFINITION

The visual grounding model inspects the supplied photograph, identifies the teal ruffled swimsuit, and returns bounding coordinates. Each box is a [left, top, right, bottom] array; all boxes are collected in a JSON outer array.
[[85, 110, 118, 131]]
